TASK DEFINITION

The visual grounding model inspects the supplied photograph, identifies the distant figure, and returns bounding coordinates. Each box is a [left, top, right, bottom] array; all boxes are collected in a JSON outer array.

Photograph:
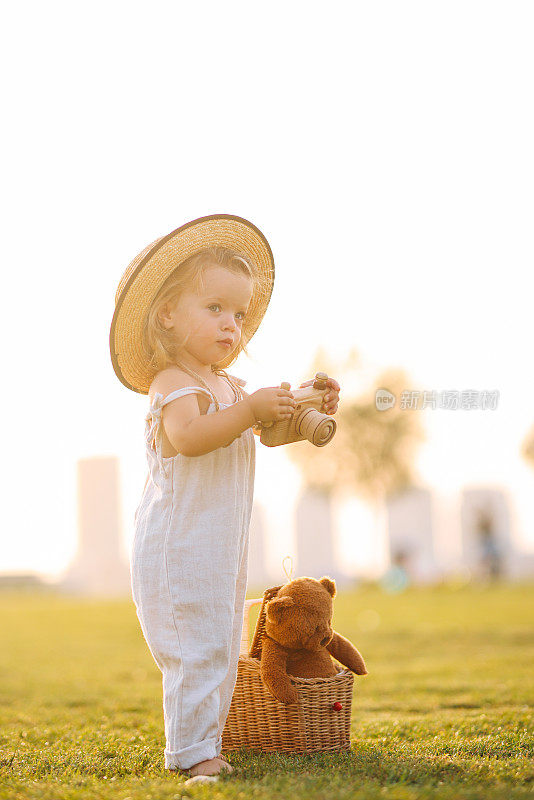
[[460, 488, 513, 581], [381, 548, 410, 593], [476, 509, 501, 581]]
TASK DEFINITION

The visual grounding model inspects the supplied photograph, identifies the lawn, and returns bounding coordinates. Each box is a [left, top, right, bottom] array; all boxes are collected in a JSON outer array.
[[0, 582, 532, 799]]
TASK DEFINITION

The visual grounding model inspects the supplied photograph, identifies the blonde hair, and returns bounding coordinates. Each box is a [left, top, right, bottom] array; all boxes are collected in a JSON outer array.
[[143, 246, 269, 376]]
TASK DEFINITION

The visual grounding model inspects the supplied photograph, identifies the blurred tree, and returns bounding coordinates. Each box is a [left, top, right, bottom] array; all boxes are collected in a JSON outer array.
[[286, 348, 426, 503], [521, 423, 534, 469]]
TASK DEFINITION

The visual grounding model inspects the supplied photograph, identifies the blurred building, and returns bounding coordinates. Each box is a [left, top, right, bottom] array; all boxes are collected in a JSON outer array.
[[247, 502, 273, 590], [58, 456, 131, 597], [460, 486, 534, 580], [460, 488, 510, 580], [294, 487, 353, 586], [41, 459, 533, 597], [385, 486, 439, 582], [381, 483, 534, 583]]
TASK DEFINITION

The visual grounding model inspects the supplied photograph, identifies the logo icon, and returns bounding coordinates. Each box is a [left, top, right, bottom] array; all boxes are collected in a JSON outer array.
[[375, 389, 396, 411]]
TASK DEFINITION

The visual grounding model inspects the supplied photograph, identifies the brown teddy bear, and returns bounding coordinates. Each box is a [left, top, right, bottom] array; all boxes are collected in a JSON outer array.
[[260, 576, 368, 705]]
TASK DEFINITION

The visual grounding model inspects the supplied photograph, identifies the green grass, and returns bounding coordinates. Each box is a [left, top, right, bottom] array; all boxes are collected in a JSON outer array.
[[0, 582, 532, 799]]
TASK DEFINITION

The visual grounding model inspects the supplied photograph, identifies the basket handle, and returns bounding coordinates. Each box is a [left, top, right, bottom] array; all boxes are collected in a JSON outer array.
[[240, 598, 263, 656]]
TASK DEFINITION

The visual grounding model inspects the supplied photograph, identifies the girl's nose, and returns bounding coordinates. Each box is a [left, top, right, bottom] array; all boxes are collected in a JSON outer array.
[[222, 315, 237, 331]]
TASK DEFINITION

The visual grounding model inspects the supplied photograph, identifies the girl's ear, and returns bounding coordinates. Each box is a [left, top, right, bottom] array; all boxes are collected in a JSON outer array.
[[158, 302, 172, 329]]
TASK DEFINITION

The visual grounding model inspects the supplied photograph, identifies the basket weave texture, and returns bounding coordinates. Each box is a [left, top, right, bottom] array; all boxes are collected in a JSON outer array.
[[222, 585, 354, 753]]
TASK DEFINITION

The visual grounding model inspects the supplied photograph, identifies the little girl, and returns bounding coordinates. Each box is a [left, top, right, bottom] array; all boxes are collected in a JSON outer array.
[[109, 215, 340, 779]]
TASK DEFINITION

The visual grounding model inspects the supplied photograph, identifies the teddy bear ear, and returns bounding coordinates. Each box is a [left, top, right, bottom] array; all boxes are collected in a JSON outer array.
[[320, 576, 336, 597], [266, 595, 294, 624]]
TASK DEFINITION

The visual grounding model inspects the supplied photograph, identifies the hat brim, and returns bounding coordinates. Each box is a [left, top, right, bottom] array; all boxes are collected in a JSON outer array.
[[110, 214, 275, 394]]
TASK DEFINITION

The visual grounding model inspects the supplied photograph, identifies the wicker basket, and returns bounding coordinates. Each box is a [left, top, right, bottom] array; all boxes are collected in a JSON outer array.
[[222, 585, 354, 753]]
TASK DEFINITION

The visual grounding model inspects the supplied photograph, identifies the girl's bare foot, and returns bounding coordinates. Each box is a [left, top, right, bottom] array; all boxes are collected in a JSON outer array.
[[188, 757, 232, 777], [215, 756, 234, 773]]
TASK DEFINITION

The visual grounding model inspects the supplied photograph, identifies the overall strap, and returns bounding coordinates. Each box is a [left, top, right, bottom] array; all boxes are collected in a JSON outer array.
[[159, 386, 215, 407], [145, 386, 217, 478]]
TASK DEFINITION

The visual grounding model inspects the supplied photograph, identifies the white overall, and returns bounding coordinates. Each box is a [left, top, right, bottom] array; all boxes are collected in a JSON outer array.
[[130, 373, 255, 770]]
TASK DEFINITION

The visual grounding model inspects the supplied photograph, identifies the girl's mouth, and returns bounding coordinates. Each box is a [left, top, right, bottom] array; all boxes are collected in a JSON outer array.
[[218, 341, 232, 348]]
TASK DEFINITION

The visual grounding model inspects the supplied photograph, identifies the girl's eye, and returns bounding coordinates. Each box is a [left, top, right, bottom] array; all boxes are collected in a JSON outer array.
[[208, 304, 246, 320]]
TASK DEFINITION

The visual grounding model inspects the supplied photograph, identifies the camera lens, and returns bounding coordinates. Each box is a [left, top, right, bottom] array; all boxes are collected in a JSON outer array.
[[295, 408, 336, 447]]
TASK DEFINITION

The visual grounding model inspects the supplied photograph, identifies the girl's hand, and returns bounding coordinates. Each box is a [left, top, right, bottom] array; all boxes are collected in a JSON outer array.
[[299, 376, 340, 415], [247, 387, 296, 424]]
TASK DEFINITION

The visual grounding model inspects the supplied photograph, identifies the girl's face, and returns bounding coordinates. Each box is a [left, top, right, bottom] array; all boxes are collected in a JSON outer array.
[[161, 265, 253, 368]]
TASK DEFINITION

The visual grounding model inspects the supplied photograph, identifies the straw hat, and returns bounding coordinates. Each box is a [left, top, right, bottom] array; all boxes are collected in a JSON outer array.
[[109, 214, 275, 394]]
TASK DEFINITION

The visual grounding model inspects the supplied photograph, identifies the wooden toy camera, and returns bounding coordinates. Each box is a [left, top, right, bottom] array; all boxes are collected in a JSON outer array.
[[258, 372, 337, 448]]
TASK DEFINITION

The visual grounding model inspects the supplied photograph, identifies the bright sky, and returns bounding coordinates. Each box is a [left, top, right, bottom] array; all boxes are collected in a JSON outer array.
[[2, 2, 534, 580]]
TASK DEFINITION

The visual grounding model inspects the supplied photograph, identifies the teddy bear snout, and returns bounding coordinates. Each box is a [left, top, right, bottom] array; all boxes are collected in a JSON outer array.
[[315, 626, 333, 648]]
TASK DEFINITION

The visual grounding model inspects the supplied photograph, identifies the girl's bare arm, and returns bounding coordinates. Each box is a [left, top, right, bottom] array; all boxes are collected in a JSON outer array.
[[155, 371, 295, 457], [240, 387, 262, 436], [166, 397, 256, 456]]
